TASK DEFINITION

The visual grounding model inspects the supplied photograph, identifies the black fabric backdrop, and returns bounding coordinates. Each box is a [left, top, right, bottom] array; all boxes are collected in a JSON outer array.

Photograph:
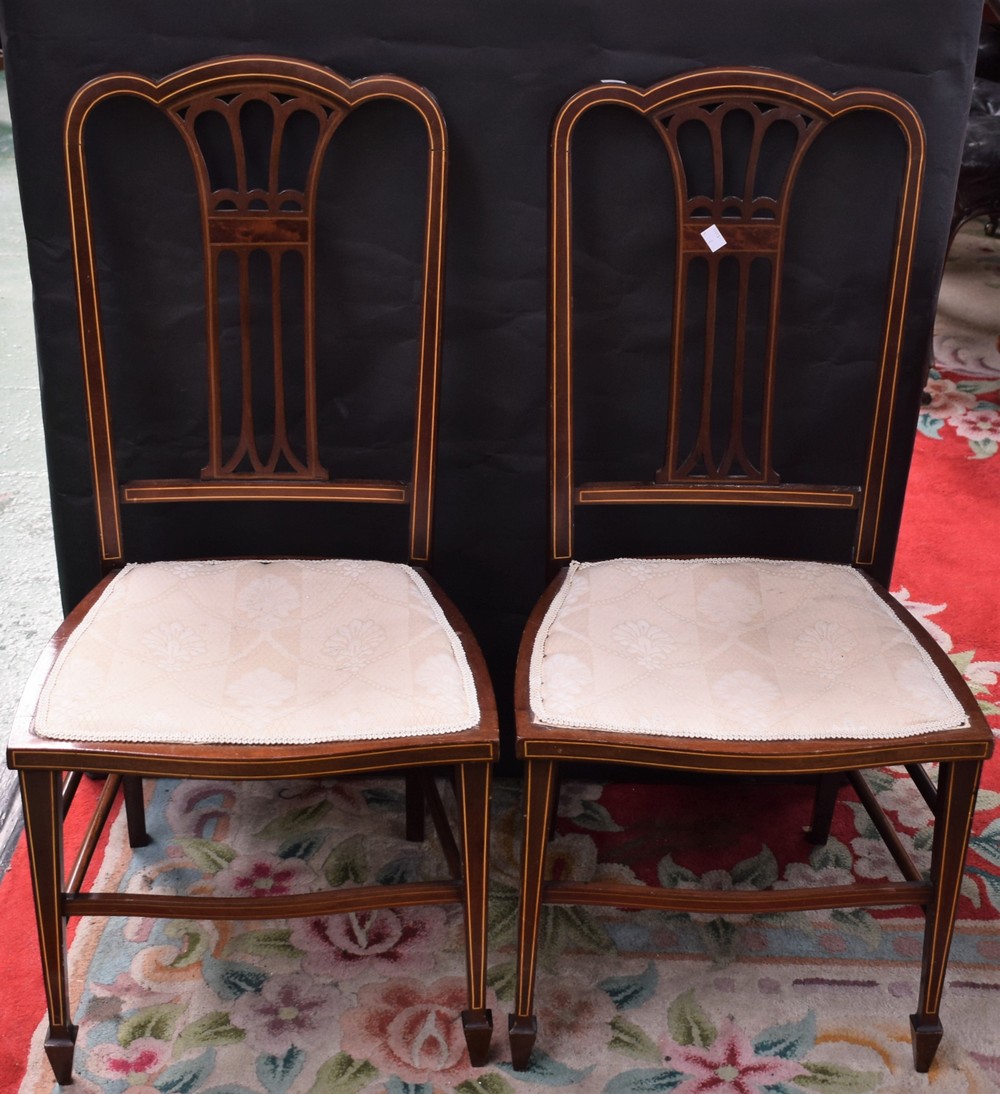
[[0, 0, 984, 760]]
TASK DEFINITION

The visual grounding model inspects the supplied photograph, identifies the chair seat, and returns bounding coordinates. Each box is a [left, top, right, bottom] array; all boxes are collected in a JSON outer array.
[[528, 558, 968, 741], [34, 559, 480, 745]]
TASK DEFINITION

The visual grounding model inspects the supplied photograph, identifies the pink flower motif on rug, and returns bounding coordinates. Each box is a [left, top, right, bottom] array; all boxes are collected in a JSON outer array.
[[954, 406, 1000, 444], [85, 1037, 169, 1083], [919, 366, 1000, 457], [339, 976, 487, 1084], [661, 1018, 806, 1093], [924, 374, 977, 417], [289, 906, 447, 978], [230, 972, 347, 1054], [212, 853, 315, 897]]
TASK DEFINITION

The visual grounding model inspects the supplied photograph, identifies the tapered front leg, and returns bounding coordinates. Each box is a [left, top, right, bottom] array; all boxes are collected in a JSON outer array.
[[510, 758, 558, 1071], [455, 761, 493, 1065], [19, 769, 77, 1084], [911, 759, 983, 1072]]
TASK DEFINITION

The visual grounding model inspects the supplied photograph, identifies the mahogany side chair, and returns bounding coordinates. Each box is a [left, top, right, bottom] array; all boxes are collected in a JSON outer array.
[[509, 68, 993, 1073], [6, 56, 497, 1083]]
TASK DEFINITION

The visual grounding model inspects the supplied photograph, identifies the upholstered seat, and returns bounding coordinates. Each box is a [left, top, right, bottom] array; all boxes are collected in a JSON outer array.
[[529, 558, 966, 741], [35, 559, 480, 745]]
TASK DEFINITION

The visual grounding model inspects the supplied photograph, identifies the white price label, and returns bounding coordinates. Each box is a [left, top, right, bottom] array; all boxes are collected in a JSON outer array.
[[700, 224, 728, 252]]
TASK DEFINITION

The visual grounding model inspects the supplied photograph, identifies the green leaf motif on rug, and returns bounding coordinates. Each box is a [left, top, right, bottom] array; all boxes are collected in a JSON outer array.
[[698, 916, 741, 963], [540, 904, 615, 963], [752, 1012, 816, 1059], [829, 908, 880, 950], [486, 883, 519, 946], [656, 855, 698, 889], [175, 1011, 247, 1053], [969, 865, 1000, 913], [497, 1050, 595, 1085], [601, 1067, 688, 1092], [226, 927, 304, 960], [203, 955, 269, 1000], [323, 833, 368, 886], [375, 853, 425, 885], [967, 438, 998, 460], [809, 837, 853, 873], [666, 989, 717, 1049], [571, 800, 624, 832], [917, 412, 944, 439], [278, 833, 328, 861], [257, 1046, 306, 1094], [455, 1072, 516, 1094], [861, 770, 895, 795], [969, 818, 1000, 869], [164, 920, 212, 968], [153, 1049, 215, 1093], [362, 786, 406, 810], [118, 1002, 185, 1046], [732, 847, 779, 888], [386, 1082, 433, 1094], [599, 962, 658, 1011], [961, 870, 983, 909], [793, 1060, 881, 1091], [608, 1015, 662, 1062], [306, 1052, 377, 1094], [257, 801, 333, 840], [175, 837, 237, 874], [486, 960, 516, 1002]]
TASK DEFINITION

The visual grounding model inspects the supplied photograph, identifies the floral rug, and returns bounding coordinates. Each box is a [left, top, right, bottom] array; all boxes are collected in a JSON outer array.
[[16, 757, 1000, 1094], [14, 236, 1000, 1094]]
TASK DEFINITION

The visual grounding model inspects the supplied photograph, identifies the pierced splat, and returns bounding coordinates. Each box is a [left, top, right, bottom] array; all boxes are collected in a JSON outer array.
[[65, 58, 448, 566], [168, 88, 348, 482], [652, 98, 821, 486]]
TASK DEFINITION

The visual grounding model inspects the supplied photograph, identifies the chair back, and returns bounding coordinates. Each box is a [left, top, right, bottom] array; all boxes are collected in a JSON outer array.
[[65, 56, 447, 569], [549, 68, 924, 572]]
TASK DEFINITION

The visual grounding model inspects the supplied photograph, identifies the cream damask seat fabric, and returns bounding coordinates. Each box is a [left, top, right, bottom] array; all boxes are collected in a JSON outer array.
[[529, 557, 967, 741], [35, 559, 480, 744]]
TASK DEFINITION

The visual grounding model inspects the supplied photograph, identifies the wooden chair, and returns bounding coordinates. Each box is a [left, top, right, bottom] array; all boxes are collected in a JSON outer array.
[[6, 56, 497, 1083], [509, 68, 992, 1073]]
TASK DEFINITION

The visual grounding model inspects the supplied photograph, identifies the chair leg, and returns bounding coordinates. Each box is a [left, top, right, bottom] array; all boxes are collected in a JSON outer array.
[[806, 772, 843, 846], [405, 771, 426, 842], [454, 761, 493, 1065], [19, 770, 77, 1084], [510, 758, 558, 1071], [910, 759, 982, 1072], [122, 775, 150, 848]]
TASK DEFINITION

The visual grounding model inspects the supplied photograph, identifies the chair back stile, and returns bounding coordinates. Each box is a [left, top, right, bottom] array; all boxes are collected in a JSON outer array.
[[64, 57, 447, 570], [549, 69, 925, 570]]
